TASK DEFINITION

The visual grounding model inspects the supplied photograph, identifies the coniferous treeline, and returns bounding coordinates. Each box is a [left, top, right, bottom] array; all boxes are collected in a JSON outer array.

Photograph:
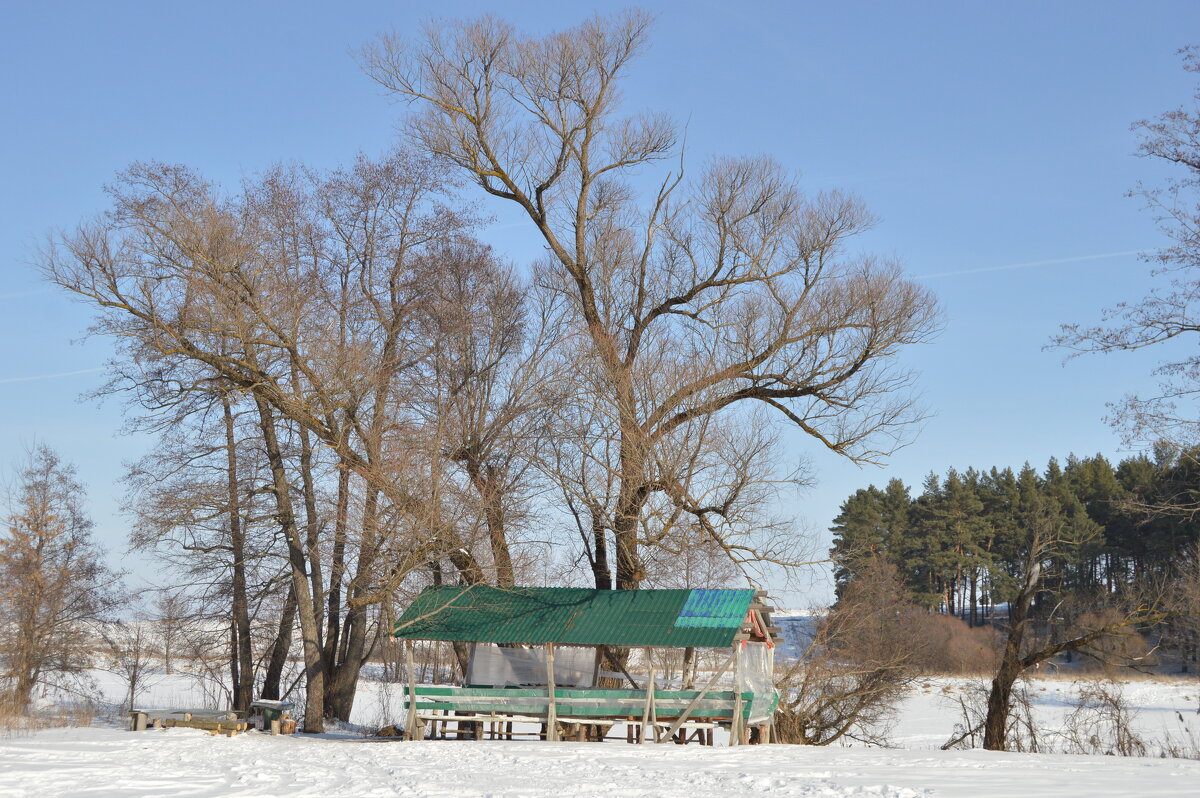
[[830, 447, 1200, 624]]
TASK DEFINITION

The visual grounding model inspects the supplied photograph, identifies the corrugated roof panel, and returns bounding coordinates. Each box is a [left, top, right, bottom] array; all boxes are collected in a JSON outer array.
[[674, 589, 751, 628], [393, 586, 755, 648]]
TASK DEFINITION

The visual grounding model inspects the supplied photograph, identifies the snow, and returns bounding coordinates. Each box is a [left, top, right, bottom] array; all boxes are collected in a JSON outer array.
[[3, 724, 1199, 797], [2, 671, 1198, 797], [892, 676, 1200, 751]]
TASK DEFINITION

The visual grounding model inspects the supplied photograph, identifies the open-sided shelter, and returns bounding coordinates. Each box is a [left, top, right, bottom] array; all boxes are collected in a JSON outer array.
[[392, 585, 781, 745]]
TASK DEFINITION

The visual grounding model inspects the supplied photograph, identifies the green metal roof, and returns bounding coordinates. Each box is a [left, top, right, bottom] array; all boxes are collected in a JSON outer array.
[[392, 586, 755, 648]]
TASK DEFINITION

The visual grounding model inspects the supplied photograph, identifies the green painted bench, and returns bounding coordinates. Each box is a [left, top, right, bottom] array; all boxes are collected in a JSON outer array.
[[402, 685, 764, 720]]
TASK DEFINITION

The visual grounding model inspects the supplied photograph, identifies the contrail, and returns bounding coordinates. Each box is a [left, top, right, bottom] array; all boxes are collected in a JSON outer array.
[[0, 367, 105, 385], [915, 249, 1148, 280]]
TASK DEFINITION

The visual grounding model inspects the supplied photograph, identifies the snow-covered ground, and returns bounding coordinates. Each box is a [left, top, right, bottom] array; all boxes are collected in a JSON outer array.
[[2, 669, 1198, 797], [4, 724, 1200, 798]]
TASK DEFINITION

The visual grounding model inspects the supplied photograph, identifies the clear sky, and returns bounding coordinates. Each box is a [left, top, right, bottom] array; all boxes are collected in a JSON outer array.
[[2, 0, 1196, 605]]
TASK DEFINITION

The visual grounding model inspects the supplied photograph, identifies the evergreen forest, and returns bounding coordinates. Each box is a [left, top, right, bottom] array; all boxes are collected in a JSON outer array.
[[830, 447, 1200, 625]]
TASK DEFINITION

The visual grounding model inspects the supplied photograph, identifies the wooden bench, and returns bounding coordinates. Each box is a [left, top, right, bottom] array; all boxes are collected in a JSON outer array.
[[129, 709, 250, 737]]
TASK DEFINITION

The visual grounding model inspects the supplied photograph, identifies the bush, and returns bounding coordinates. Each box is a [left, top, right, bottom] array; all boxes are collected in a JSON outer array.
[[901, 614, 1001, 675], [774, 560, 916, 745]]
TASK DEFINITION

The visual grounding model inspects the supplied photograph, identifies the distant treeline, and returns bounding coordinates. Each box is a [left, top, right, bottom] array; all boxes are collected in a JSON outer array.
[[829, 447, 1199, 622]]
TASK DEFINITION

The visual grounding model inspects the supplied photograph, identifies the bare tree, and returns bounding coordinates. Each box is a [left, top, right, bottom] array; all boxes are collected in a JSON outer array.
[[42, 148, 559, 727], [981, 513, 1160, 750], [773, 559, 917, 745], [98, 618, 157, 713], [415, 240, 564, 588], [125, 393, 292, 713], [152, 591, 188, 675], [363, 12, 940, 588], [0, 445, 121, 711], [1055, 48, 1200, 471]]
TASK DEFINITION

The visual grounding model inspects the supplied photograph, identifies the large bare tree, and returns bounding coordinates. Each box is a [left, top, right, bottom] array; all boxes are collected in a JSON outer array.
[[43, 148, 557, 727], [363, 11, 941, 588]]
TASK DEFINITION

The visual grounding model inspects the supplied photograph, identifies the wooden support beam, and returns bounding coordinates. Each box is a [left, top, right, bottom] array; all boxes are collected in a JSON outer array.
[[404, 639, 419, 741], [545, 642, 558, 741], [638, 661, 655, 744], [656, 651, 736, 744], [730, 691, 743, 747]]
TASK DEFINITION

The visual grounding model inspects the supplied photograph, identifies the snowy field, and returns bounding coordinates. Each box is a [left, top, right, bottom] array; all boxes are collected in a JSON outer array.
[[4, 724, 1200, 798], [1, 670, 1198, 797]]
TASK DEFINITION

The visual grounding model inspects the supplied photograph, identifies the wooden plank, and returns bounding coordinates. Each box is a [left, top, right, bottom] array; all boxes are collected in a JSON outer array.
[[402, 694, 749, 719], [163, 719, 249, 732], [656, 651, 736, 744], [403, 697, 744, 718]]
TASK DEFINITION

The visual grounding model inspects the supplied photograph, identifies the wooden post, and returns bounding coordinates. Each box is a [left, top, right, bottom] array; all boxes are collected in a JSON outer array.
[[648, 679, 659, 741], [131, 712, 147, 732], [270, 719, 280, 736], [647, 648, 660, 741], [545, 642, 558, 741], [404, 639, 419, 741], [730, 692, 743, 747], [657, 651, 736, 744], [639, 661, 655, 744]]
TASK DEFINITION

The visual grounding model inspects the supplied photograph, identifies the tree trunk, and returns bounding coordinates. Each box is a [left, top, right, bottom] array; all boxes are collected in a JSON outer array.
[[983, 530, 1041, 750], [613, 487, 647, 590], [483, 469, 515, 587], [969, 570, 978, 628], [324, 484, 382, 721], [261, 584, 297, 701], [983, 622, 1026, 750], [682, 646, 696, 689], [323, 466, 351, 682], [222, 395, 254, 712], [590, 508, 612, 590], [254, 396, 327, 732]]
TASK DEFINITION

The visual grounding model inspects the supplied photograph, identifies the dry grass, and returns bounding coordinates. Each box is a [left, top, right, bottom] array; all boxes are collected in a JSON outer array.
[[0, 700, 97, 738]]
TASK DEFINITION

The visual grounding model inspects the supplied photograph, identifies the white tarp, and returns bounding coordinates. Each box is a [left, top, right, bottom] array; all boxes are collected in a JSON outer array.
[[466, 644, 597, 688]]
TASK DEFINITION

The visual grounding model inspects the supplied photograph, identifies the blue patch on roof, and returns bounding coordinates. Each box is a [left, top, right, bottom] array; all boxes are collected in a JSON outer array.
[[673, 589, 752, 628]]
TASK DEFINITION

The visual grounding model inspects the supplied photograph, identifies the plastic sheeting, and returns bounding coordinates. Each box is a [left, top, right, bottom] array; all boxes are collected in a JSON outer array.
[[735, 642, 779, 724], [466, 644, 598, 688]]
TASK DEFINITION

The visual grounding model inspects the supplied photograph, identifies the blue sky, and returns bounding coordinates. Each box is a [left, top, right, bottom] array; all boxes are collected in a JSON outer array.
[[1, 1, 1196, 604]]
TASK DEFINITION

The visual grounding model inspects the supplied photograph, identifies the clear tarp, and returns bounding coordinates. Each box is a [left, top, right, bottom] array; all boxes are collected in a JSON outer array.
[[446, 642, 778, 724], [466, 644, 597, 688], [735, 642, 778, 724]]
